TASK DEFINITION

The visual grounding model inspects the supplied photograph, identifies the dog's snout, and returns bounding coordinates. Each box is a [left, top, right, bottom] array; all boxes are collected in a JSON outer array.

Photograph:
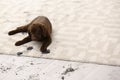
[[31, 36, 37, 41]]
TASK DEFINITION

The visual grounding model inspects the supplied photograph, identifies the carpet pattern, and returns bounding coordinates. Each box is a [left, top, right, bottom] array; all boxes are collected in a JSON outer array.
[[0, 0, 120, 66]]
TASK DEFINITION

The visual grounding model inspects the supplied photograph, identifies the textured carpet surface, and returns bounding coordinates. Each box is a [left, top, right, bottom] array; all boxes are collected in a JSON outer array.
[[0, 0, 120, 66]]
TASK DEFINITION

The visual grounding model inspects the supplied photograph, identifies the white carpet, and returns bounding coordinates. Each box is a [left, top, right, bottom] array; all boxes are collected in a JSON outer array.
[[0, 0, 120, 66]]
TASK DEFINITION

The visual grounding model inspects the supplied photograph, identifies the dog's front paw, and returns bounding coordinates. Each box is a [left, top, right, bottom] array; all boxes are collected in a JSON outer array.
[[42, 49, 50, 54], [15, 41, 22, 46]]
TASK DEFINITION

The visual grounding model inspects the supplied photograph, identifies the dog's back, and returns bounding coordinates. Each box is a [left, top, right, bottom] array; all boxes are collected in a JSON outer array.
[[31, 16, 52, 34]]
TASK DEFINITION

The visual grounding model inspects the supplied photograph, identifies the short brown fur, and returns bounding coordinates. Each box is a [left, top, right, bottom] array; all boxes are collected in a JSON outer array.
[[8, 16, 52, 53]]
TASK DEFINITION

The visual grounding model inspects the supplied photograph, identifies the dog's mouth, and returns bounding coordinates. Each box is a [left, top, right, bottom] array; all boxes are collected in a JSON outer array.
[[32, 38, 38, 41], [31, 36, 43, 41]]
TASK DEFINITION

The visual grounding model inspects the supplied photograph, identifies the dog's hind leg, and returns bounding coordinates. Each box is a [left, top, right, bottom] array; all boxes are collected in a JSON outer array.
[[8, 24, 30, 35], [15, 36, 31, 46]]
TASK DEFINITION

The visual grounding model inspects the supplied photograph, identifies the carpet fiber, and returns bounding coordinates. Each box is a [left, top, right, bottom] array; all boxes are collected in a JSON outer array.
[[0, 0, 120, 66]]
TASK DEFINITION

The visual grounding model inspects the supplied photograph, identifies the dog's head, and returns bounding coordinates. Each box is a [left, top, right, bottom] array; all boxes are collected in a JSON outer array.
[[28, 23, 47, 41]]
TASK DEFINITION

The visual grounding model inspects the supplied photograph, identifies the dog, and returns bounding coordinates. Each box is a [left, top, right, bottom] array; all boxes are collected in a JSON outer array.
[[8, 16, 52, 53]]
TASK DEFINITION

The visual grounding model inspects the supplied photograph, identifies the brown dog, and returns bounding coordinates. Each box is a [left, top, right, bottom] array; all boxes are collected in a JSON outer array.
[[8, 16, 52, 53]]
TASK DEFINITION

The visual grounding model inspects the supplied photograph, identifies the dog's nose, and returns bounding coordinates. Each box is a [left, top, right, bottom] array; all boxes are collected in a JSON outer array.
[[32, 37, 37, 41]]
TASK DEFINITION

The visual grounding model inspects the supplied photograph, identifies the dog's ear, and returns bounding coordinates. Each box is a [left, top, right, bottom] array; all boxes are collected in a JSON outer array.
[[39, 24, 48, 37]]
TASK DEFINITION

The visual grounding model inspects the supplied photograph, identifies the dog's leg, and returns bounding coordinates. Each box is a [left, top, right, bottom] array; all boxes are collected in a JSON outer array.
[[15, 36, 31, 46], [8, 24, 29, 35], [40, 37, 52, 53]]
